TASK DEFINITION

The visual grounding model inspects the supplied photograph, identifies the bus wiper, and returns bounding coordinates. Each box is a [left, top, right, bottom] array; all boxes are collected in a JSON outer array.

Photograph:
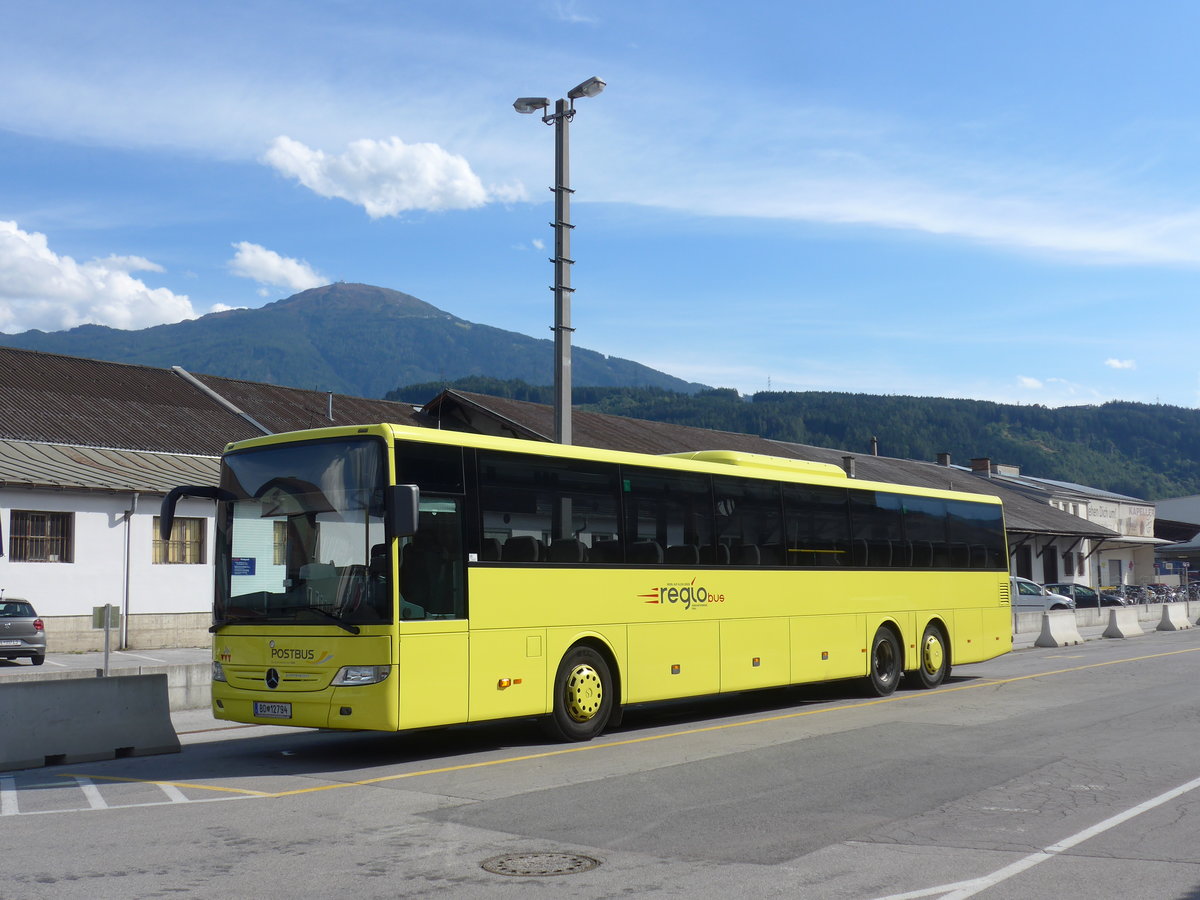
[[275, 605, 360, 634], [209, 607, 268, 631]]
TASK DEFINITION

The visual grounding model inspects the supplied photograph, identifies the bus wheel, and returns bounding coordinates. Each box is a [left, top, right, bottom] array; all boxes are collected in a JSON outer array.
[[916, 624, 949, 689], [547, 646, 613, 742], [868, 627, 902, 696]]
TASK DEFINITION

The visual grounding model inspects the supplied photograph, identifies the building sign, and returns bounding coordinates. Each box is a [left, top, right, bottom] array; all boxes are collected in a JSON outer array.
[[232, 557, 256, 576], [1119, 504, 1155, 537]]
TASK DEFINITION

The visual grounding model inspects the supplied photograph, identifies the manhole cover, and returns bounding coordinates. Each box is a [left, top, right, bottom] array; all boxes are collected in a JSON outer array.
[[480, 852, 601, 877]]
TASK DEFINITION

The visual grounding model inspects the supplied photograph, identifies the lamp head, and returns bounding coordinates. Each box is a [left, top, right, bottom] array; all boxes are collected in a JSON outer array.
[[567, 77, 606, 100], [513, 97, 551, 114]]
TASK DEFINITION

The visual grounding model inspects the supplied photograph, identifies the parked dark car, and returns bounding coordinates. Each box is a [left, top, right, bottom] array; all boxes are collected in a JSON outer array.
[[0, 598, 46, 665], [1044, 583, 1125, 608]]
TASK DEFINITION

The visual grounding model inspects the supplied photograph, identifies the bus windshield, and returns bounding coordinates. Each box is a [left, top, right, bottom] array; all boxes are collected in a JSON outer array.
[[216, 437, 390, 628]]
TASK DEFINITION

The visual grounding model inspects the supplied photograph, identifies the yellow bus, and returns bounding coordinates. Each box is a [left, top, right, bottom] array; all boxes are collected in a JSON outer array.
[[162, 423, 1011, 741]]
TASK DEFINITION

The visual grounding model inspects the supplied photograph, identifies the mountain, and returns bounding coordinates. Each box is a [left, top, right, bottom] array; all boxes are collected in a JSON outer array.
[[391, 378, 1200, 501], [0, 283, 708, 398]]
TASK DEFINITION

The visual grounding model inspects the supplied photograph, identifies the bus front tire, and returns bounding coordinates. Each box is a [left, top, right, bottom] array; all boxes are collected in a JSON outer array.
[[546, 646, 614, 742], [915, 623, 949, 689], [868, 627, 902, 696]]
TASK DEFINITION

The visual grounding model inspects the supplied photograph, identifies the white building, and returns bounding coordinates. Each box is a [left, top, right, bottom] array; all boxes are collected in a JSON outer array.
[[0, 347, 423, 651], [0, 441, 218, 649]]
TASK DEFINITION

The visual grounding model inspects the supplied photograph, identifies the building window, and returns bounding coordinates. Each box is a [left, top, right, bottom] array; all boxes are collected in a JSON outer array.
[[153, 516, 205, 564], [9, 510, 74, 562]]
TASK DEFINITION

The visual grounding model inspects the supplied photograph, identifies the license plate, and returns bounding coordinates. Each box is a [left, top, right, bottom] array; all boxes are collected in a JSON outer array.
[[0, 640, 20, 647], [253, 701, 292, 719]]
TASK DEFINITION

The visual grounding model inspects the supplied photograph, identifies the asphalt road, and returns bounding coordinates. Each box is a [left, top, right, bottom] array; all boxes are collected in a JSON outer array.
[[6, 628, 1200, 899]]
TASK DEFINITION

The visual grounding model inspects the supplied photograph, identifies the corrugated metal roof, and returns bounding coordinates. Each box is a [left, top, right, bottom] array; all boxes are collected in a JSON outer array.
[[192, 373, 426, 437], [0, 347, 261, 454], [0, 440, 218, 493], [0, 347, 427, 456]]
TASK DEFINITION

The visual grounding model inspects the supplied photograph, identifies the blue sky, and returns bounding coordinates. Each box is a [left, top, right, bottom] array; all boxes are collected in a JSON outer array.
[[3, 1, 1199, 407]]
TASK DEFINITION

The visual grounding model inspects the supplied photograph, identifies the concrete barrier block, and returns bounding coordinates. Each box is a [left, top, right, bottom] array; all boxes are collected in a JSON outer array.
[[1035, 610, 1084, 647], [1157, 602, 1194, 631], [0, 674, 180, 772], [1103, 607, 1145, 639]]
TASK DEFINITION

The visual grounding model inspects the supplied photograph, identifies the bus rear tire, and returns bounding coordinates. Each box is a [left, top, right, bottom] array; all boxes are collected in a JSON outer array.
[[546, 646, 613, 742], [915, 623, 949, 689], [868, 627, 902, 696]]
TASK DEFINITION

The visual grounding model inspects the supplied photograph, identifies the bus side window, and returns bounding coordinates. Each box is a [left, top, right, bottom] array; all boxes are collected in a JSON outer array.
[[714, 476, 783, 567], [478, 450, 621, 565], [622, 467, 713, 565], [783, 484, 851, 567]]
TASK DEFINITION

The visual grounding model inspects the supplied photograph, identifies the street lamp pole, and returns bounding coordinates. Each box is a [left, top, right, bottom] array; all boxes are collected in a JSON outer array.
[[514, 77, 606, 445]]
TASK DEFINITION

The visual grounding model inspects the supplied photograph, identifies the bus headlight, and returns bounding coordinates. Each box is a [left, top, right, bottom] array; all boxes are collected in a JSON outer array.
[[331, 665, 391, 686], [212, 660, 227, 682]]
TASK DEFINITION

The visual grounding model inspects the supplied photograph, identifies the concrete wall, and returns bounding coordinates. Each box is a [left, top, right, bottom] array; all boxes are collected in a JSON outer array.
[[42, 612, 211, 652], [1014, 600, 1199, 636], [0, 660, 211, 710], [0, 674, 181, 771]]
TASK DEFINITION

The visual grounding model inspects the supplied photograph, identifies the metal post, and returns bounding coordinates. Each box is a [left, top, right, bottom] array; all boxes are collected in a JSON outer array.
[[515, 79, 603, 444], [551, 98, 575, 445], [103, 604, 112, 677]]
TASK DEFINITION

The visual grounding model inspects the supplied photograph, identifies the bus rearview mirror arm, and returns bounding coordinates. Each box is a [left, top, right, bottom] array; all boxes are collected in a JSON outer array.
[[160, 485, 237, 540]]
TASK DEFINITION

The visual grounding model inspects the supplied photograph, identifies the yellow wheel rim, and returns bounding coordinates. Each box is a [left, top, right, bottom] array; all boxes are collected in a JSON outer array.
[[565, 664, 604, 722], [922, 633, 945, 674]]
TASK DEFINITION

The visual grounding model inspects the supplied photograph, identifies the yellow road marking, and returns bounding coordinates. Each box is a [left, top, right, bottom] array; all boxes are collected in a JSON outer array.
[[61, 644, 1200, 800], [266, 644, 1200, 798], [57, 773, 271, 796]]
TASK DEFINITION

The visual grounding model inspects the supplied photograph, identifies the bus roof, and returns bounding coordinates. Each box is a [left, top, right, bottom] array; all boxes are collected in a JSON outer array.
[[223, 422, 1003, 506]]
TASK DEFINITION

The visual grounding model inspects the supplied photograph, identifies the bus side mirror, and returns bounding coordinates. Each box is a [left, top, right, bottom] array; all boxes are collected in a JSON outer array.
[[389, 484, 419, 537]]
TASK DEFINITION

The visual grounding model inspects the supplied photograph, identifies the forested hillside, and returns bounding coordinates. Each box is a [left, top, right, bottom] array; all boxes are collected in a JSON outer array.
[[0, 283, 706, 398], [391, 378, 1200, 500]]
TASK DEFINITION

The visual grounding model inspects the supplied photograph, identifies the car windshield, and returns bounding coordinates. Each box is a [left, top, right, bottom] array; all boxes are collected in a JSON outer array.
[[215, 437, 391, 627], [0, 602, 35, 617]]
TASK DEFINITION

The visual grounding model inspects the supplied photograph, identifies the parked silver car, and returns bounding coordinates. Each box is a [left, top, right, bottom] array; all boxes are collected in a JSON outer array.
[[1010, 577, 1074, 612], [0, 598, 46, 665]]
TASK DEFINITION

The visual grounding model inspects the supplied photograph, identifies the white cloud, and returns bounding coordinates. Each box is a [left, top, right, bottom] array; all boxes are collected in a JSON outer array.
[[262, 136, 524, 218], [532, 238, 546, 251], [1105, 358, 1137, 370], [549, 1, 600, 24], [0, 221, 195, 333], [228, 241, 326, 292], [1018, 376, 1043, 389]]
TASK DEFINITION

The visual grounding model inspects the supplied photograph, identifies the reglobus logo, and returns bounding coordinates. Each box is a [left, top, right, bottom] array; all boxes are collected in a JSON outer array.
[[640, 577, 726, 610]]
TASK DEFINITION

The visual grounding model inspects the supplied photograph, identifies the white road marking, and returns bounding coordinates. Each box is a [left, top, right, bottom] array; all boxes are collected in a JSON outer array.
[[158, 782, 189, 803], [874, 772, 1200, 900], [73, 776, 109, 810], [114, 651, 167, 663], [1, 777, 17, 816]]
